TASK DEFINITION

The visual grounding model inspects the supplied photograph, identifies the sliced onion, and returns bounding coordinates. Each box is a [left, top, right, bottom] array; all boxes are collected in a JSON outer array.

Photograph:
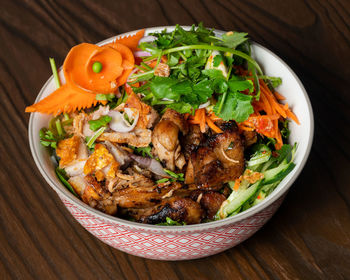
[[221, 147, 239, 163], [108, 109, 139, 133], [129, 154, 169, 177], [139, 35, 157, 43], [134, 51, 151, 57], [199, 101, 210, 109]]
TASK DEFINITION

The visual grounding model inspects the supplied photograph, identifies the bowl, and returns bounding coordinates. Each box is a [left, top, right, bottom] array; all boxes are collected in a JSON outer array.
[[28, 26, 314, 260]]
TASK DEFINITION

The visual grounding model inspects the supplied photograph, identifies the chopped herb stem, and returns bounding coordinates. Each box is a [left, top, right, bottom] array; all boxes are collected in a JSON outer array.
[[63, 113, 70, 120], [217, 90, 228, 114], [149, 45, 262, 74], [140, 62, 153, 71], [130, 69, 155, 79], [55, 119, 63, 136], [49, 58, 61, 89], [87, 127, 105, 148]]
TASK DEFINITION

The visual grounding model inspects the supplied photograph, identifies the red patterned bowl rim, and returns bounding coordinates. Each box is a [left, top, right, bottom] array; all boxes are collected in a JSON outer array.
[[28, 26, 314, 233]]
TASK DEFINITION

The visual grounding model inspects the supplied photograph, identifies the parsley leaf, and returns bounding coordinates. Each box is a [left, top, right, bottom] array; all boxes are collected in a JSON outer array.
[[220, 32, 249, 49], [213, 54, 224, 67], [228, 79, 254, 92], [167, 102, 193, 114], [214, 91, 254, 122], [129, 145, 153, 158], [156, 217, 186, 226]]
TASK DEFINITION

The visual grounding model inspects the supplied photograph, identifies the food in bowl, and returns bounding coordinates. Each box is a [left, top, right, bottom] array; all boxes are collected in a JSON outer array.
[[26, 24, 299, 225]]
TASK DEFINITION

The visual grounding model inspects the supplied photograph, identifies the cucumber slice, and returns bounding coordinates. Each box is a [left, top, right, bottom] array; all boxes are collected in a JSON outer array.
[[263, 161, 295, 184], [217, 181, 261, 219]]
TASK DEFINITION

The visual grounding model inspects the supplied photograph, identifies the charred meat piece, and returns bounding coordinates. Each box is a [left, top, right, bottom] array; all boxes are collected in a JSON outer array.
[[182, 124, 204, 160], [69, 174, 117, 215], [242, 130, 257, 147], [128, 197, 204, 225], [152, 109, 188, 171], [191, 191, 226, 219], [111, 180, 188, 208], [185, 121, 244, 189]]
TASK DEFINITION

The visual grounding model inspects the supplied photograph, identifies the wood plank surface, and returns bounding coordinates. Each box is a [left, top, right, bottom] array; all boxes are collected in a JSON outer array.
[[0, 0, 349, 279]]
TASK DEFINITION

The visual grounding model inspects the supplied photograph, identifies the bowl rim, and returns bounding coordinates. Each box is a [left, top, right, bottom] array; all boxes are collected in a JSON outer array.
[[28, 26, 314, 232]]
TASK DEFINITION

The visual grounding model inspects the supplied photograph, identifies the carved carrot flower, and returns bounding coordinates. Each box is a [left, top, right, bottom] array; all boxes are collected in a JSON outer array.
[[26, 29, 145, 115]]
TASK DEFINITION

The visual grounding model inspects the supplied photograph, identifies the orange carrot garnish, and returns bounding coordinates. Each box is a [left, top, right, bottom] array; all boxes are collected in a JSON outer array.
[[206, 115, 223, 133], [26, 40, 140, 115], [106, 29, 145, 52], [107, 43, 135, 86]]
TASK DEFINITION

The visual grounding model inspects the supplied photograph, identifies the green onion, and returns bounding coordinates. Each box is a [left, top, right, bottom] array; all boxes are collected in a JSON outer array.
[[55, 167, 79, 197], [55, 119, 63, 136], [87, 127, 105, 148], [49, 58, 61, 89], [156, 178, 169, 184], [141, 62, 153, 71], [63, 113, 70, 120]]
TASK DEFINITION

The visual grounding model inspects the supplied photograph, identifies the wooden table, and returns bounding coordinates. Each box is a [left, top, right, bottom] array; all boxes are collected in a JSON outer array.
[[1, 1, 349, 279]]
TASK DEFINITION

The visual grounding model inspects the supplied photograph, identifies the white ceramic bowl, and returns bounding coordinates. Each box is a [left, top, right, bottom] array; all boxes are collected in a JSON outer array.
[[29, 27, 314, 260]]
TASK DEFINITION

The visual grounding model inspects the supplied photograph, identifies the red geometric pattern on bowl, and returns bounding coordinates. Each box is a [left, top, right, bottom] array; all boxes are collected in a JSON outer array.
[[60, 196, 284, 260]]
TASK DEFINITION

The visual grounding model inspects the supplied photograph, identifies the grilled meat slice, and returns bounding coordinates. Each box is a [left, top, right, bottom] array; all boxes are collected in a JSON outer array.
[[185, 121, 244, 189], [128, 197, 204, 224], [98, 128, 152, 147], [69, 174, 117, 215], [191, 191, 226, 219], [182, 124, 204, 159], [152, 109, 188, 171], [111, 180, 187, 208], [242, 130, 257, 147]]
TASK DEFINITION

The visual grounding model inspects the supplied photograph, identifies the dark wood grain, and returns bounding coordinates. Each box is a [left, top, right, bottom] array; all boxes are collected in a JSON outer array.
[[0, 0, 349, 279]]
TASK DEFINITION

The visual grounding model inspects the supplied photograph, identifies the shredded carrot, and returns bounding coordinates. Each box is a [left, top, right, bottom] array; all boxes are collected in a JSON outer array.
[[233, 176, 242, 191], [188, 109, 224, 134], [206, 115, 223, 133], [147, 56, 168, 68], [274, 91, 286, 101]]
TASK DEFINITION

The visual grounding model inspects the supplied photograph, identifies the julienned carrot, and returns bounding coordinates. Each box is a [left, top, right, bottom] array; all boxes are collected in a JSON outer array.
[[106, 29, 145, 52], [233, 176, 242, 191], [274, 91, 286, 101], [147, 56, 168, 68], [188, 109, 223, 133], [206, 115, 223, 133]]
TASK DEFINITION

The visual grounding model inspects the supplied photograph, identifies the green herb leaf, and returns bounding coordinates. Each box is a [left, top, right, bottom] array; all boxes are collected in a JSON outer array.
[[228, 79, 254, 92], [164, 169, 185, 181], [88, 115, 112, 131], [214, 91, 254, 122], [213, 54, 224, 67], [221, 32, 249, 49], [95, 93, 116, 102], [167, 102, 193, 114], [129, 145, 153, 158], [156, 217, 186, 226], [55, 167, 79, 197]]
